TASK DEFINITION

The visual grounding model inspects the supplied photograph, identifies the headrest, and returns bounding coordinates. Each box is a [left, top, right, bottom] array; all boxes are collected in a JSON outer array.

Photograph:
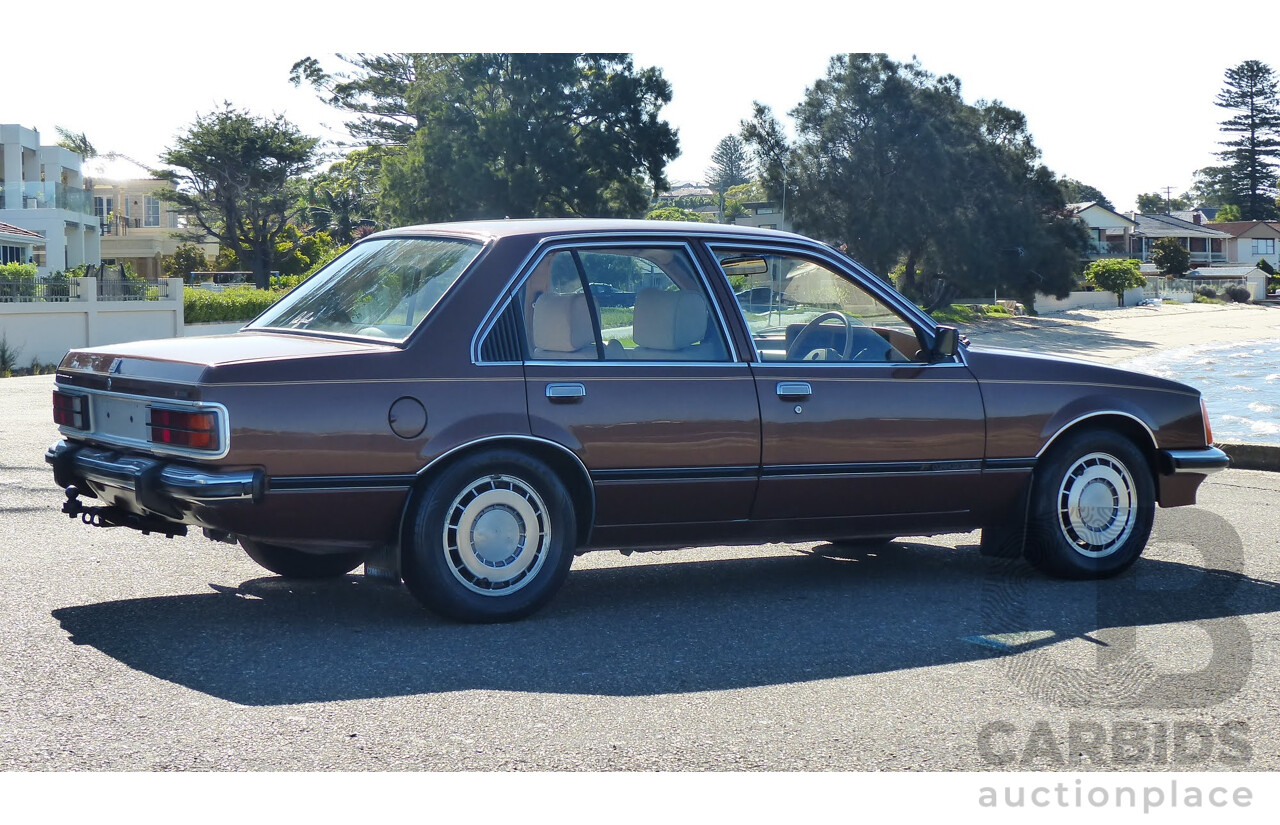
[[531, 292, 594, 353], [632, 288, 708, 350]]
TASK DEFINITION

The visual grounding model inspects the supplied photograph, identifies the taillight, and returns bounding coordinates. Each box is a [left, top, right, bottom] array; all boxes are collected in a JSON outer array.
[[148, 406, 220, 452], [53, 391, 90, 430], [1201, 398, 1215, 445]]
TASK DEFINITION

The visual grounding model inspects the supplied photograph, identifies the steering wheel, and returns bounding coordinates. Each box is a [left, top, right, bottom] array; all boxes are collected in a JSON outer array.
[[787, 311, 857, 361]]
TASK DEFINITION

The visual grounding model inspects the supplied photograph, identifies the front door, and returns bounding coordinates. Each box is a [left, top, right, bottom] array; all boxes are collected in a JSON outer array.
[[708, 245, 987, 536]]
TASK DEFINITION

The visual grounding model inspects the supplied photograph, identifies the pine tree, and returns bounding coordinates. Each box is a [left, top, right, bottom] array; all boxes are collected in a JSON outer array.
[[1215, 60, 1280, 220], [705, 135, 753, 221]]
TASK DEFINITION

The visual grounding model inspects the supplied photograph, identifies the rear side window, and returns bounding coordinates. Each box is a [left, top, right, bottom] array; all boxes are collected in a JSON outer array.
[[250, 237, 482, 342], [518, 246, 731, 362]]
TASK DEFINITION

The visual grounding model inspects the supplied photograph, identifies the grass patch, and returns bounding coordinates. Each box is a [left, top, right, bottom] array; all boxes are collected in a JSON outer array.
[[1192, 294, 1226, 305]]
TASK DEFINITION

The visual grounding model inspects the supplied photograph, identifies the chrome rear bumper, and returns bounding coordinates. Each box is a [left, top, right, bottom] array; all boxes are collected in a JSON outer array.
[[46, 440, 264, 503]]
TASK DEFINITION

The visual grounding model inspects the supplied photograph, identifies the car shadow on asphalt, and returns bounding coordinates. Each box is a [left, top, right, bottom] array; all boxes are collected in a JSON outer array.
[[51, 509, 1280, 707]]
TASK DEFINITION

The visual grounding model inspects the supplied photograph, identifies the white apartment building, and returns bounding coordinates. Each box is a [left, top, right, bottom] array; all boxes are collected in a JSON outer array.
[[0, 124, 100, 276]]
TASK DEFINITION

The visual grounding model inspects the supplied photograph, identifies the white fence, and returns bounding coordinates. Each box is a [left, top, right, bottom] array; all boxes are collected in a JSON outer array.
[[0, 277, 184, 365]]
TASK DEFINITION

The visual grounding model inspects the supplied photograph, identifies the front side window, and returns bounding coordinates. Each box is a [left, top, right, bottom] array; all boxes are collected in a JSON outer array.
[[1252, 238, 1275, 256], [144, 197, 161, 227], [712, 247, 926, 363], [518, 245, 730, 362], [249, 237, 482, 342]]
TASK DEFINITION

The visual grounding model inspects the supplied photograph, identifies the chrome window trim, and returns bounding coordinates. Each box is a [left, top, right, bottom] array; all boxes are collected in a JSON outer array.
[[702, 240, 962, 367], [469, 229, 821, 364], [472, 238, 740, 365], [522, 359, 753, 370], [54, 383, 232, 460], [1034, 411, 1158, 459]]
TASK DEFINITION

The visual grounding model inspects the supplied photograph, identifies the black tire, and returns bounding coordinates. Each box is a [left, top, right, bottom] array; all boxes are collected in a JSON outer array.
[[402, 449, 576, 622], [1024, 429, 1155, 579], [241, 540, 365, 578]]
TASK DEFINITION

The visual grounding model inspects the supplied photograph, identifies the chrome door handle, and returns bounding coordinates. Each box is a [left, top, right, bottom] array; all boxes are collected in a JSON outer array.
[[546, 383, 586, 401], [776, 382, 812, 399]]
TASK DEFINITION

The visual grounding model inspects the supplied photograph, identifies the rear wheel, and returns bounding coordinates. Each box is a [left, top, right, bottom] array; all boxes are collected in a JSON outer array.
[[1024, 429, 1154, 578], [241, 540, 365, 579], [402, 450, 576, 622]]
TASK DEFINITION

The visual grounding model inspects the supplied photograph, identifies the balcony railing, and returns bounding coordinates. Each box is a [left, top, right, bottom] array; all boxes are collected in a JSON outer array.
[[1086, 241, 1129, 258], [0, 182, 94, 215]]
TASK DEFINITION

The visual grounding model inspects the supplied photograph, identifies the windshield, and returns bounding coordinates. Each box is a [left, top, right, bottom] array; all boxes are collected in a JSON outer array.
[[248, 237, 483, 342]]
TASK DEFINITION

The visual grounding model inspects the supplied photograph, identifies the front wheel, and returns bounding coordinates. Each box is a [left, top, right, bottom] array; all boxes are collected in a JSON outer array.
[[402, 450, 576, 622], [1024, 429, 1155, 579], [241, 540, 365, 579]]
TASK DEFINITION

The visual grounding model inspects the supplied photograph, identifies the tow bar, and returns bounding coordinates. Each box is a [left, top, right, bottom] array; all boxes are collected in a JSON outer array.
[[61, 486, 188, 539]]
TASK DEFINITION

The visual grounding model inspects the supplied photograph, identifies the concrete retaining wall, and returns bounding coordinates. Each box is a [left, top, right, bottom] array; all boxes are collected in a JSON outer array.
[[1219, 442, 1280, 472], [1035, 288, 1147, 313]]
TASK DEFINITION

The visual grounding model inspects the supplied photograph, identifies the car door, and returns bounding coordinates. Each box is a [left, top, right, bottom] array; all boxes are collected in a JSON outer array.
[[706, 243, 988, 536], [483, 241, 761, 535]]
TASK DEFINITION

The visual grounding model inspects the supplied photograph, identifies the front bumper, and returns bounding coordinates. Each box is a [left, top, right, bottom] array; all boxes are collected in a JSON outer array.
[[46, 440, 265, 512], [1158, 446, 1231, 476]]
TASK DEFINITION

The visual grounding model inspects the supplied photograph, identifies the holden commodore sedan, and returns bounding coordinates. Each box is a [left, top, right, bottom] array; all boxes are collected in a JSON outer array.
[[46, 220, 1229, 622]]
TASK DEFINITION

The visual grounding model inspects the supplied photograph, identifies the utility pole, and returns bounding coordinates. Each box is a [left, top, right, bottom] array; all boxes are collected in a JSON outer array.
[[1162, 186, 1175, 213]]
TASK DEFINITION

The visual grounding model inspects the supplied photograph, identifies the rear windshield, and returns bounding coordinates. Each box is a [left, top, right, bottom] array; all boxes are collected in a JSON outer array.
[[247, 237, 483, 342]]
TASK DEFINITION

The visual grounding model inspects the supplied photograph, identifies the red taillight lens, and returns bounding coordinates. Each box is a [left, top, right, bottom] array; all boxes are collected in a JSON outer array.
[[148, 407, 220, 452], [53, 391, 89, 430], [1201, 398, 1215, 445]]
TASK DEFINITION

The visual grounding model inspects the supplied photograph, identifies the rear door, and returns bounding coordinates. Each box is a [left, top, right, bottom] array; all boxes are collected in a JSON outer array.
[[487, 241, 761, 530]]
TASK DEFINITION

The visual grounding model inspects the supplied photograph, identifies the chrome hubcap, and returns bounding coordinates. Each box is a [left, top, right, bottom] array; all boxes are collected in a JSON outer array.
[[1056, 452, 1137, 558], [444, 474, 549, 596]]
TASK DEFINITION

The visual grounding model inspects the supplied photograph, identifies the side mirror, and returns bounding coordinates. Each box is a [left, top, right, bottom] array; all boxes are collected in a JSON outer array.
[[932, 326, 959, 360]]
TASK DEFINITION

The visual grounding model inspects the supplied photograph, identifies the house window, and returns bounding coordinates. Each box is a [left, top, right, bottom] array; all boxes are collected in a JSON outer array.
[[144, 197, 161, 228], [756, 207, 775, 215], [1252, 238, 1275, 256], [2, 245, 26, 265]]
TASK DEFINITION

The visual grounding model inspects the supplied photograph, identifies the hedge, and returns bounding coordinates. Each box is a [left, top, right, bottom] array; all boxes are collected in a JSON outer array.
[[184, 286, 288, 323]]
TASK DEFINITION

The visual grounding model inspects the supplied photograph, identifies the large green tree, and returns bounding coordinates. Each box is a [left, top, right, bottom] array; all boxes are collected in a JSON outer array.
[[743, 54, 1085, 312], [1215, 60, 1280, 220], [301, 53, 679, 224], [156, 105, 319, 288], [290, 53, 442, 147]]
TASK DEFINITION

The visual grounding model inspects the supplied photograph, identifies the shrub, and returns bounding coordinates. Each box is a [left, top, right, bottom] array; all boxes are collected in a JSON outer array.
[[1195, 285, 1218, 299], [1224, 284, 1252, 303], [1257, 258, 1275, 275], [1084, 258, 1146, 302], [184, 286, 287, 324], [0, 334, 20, 377], [0, 262, 38, 280]]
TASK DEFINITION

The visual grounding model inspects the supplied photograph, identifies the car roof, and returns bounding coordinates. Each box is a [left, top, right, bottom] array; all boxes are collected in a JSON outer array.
[[368, 218, 810, 244]]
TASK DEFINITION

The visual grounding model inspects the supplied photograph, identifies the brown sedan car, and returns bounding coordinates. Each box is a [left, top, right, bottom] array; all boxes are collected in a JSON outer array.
[[46, 220, 1228, 621]]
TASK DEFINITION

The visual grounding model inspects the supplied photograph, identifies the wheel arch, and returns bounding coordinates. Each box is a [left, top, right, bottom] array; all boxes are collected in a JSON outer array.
[[1036, 411, 1160, 478], [397, 435, 596, 562]]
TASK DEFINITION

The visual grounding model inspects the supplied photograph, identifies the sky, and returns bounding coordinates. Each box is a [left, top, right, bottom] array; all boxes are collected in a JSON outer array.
[[5, 1, 1260, 213]]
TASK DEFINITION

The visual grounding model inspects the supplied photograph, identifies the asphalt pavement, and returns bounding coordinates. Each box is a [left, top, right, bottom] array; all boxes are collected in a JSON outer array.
[[2, 373, 1279, 771]]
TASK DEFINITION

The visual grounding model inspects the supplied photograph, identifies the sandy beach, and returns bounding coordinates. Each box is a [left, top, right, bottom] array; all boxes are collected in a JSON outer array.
[[960, 301, 1280, 364]]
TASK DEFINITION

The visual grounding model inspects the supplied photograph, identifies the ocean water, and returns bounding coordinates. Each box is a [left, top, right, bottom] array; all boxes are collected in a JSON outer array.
[[1121, 340, 1280, 445]]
